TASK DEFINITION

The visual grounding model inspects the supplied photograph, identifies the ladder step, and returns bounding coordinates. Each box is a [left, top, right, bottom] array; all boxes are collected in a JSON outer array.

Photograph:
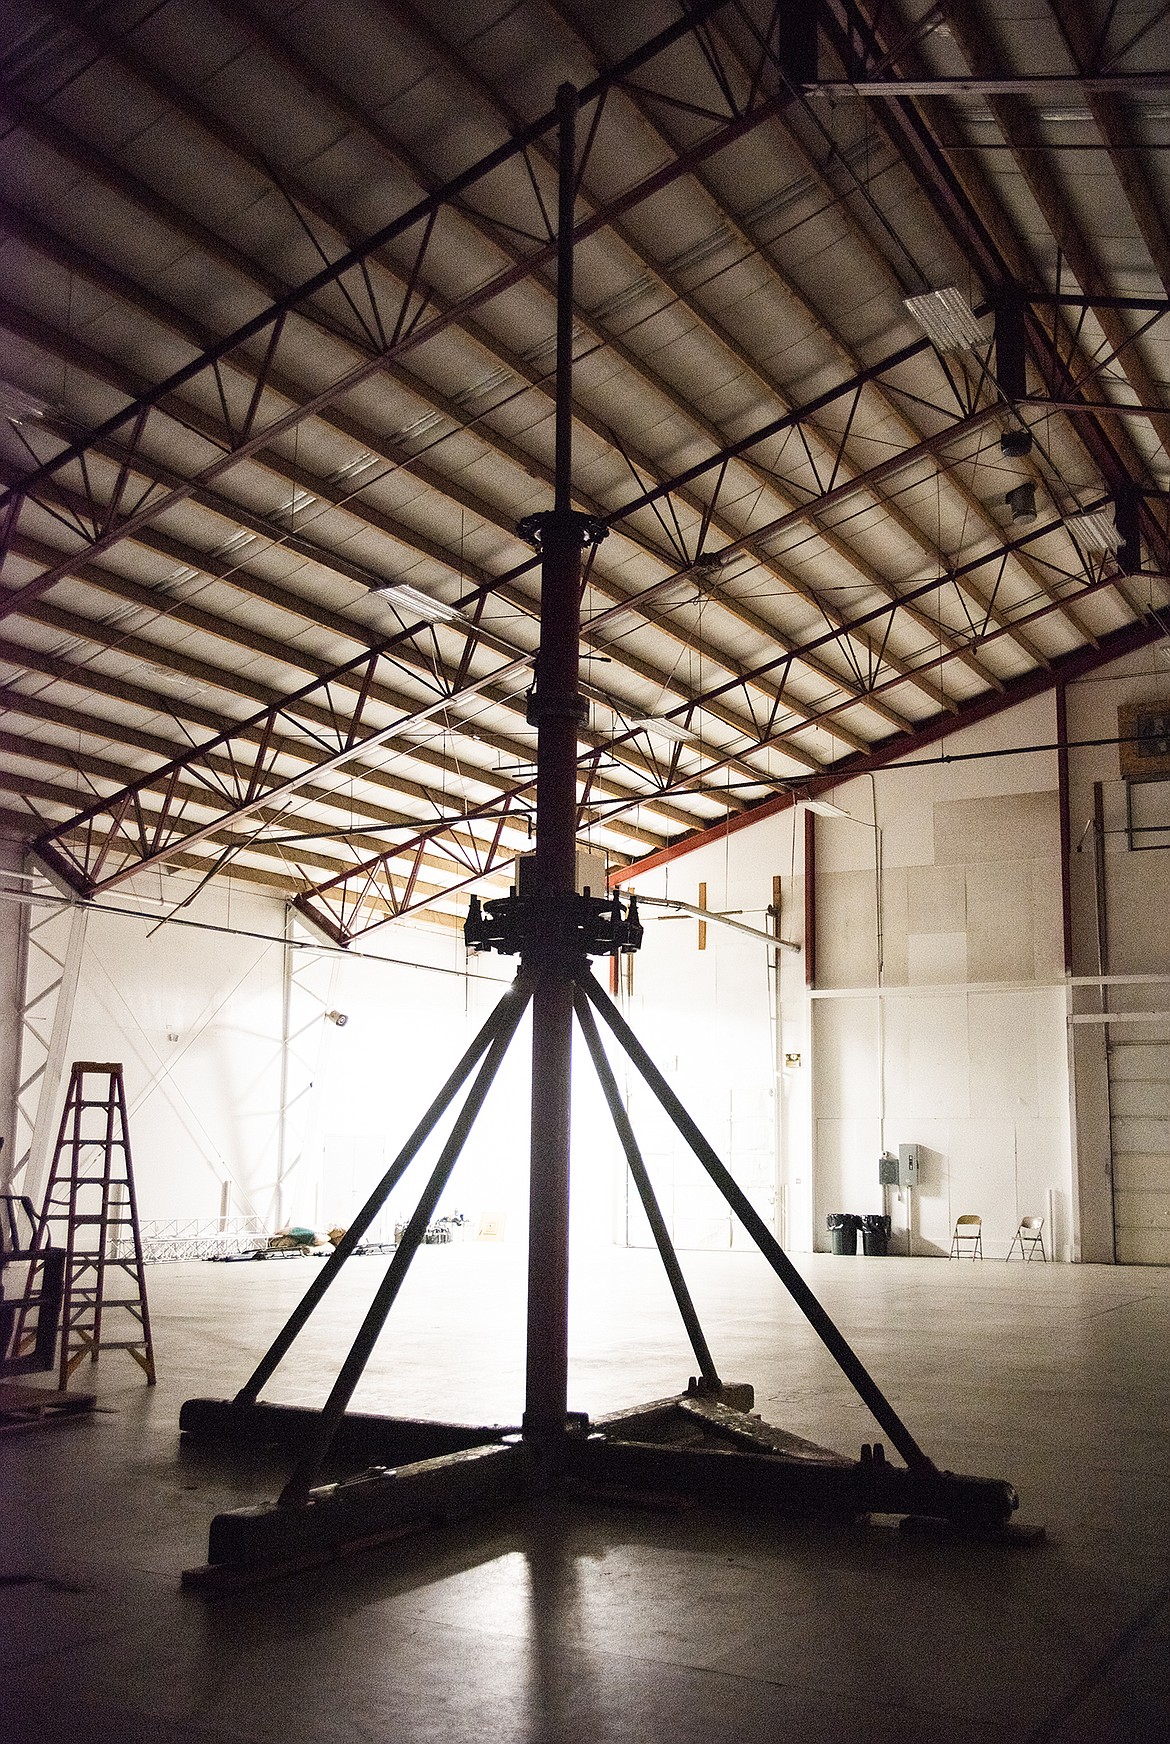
[[71, 1340, 148, 1352], [53, 1217, 134, 1227], [67, 1293, 144, 1304]]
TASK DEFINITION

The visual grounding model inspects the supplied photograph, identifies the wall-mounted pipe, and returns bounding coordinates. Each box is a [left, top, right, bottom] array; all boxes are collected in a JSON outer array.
[[634, 892, 800, 952]]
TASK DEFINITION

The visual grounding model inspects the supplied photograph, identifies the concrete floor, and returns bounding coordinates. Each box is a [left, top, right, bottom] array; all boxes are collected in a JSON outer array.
[[2, 1243, 1169, 1742]]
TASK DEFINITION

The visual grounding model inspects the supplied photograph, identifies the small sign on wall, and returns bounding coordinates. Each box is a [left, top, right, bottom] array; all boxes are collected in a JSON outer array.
[[1119, 702, 1170, 781]]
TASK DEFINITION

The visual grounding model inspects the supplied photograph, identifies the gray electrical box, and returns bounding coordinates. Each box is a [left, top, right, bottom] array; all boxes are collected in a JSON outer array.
[[879, 1146, 921, 1187]]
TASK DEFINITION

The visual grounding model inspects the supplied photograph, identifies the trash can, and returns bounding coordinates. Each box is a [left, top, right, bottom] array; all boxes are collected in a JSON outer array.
[[860, 1213, 892, 1256], [826, 1212, 860, 1255]]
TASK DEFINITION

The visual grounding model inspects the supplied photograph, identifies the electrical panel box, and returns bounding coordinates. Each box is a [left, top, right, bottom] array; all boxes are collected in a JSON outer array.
[[879, 1147, 921, 1187]]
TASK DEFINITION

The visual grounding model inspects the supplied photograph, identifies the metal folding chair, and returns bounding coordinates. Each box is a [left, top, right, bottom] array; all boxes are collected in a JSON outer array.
[[1007, 1215, 1046, 1261], [949, 1213, 983, 1259]]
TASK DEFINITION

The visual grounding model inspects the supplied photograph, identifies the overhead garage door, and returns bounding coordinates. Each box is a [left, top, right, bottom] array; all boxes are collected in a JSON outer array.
[[1110, 1040, 1170, 1264]]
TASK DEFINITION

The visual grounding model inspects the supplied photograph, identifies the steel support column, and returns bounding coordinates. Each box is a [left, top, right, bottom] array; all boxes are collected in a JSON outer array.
[[522, 83, 591, 1447]]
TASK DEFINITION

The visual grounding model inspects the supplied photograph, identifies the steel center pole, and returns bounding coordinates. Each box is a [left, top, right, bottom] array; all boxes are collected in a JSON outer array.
[[523, 82, 585, 1444]]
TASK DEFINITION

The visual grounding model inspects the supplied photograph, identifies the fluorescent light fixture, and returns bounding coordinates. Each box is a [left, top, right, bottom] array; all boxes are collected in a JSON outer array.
[[1067, 509, 1124, 554], [803, 797, 855, 820], [632, 716, 696, 743], [0, 379, 51, 422], [161, 565, 202, 593], [330, 450, 378, 483], [215, 529, 257, 557], [397, 410, 445, 441], [903, 287, 986, 353], [456, 366, 512, 405], [374, 581, 462, 623]]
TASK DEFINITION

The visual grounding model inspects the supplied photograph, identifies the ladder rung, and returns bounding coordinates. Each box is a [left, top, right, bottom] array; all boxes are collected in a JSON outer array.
[[56, 1216, 132, 1226], [72, 1303, 144, 1314], [74, 1340, 148, 1351]]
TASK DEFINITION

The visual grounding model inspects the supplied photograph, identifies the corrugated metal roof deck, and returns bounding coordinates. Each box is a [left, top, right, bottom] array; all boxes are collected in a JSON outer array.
[[0, 0, 1167, 939]]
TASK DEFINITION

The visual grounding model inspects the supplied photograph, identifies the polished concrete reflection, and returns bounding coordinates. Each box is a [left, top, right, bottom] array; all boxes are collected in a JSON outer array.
[[2, 1245, 1169, 1741]]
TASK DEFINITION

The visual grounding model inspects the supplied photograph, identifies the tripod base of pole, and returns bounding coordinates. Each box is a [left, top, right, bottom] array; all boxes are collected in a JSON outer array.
[[179, 1396, 514, 1464], [180, 1389, 1025, 1590]]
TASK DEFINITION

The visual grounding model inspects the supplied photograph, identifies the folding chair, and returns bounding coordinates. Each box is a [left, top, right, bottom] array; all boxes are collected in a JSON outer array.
[[1006, 1215, 1046, 1261], [949, 1213, 983, 1259]]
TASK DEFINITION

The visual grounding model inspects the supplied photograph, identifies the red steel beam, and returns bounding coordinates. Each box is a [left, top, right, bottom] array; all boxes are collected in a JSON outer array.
[[609, 614, 1170, 884]]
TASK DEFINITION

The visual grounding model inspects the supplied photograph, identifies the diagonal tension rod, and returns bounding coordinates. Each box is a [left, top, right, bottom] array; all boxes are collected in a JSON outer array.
[[578, 965, 935, 1474], [235, 972, 532, 1407]]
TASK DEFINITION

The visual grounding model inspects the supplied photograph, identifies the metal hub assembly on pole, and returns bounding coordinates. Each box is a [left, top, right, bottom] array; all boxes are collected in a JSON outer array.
[[180, 81, 1036, 1590]]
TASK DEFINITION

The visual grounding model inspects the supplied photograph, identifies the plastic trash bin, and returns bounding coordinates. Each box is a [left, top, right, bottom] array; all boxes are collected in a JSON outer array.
[[826, 1212, 860, 1255], [860, 1213, 892, 1256]]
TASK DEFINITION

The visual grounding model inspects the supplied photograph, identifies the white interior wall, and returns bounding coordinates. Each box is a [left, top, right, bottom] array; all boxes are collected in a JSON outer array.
[[624, 691, 1075, 1261], [1, 873, 622, 1248], [811, 694, 1071, 1259], [18, 882, 292, 1226], [9, 653, 1167, 1266], [1065, 642, 1170, 1263], [619, 809, 807, 1250]]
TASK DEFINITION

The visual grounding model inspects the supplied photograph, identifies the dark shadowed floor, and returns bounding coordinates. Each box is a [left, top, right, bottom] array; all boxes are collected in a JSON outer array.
[[3, 1244, 1168, 1742]]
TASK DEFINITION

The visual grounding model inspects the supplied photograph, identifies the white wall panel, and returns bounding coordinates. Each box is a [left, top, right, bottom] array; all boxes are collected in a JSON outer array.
[[934, 791, 1059, 865], [967, 991, 1033, 1110], [814, 868, 879, 988], [1012, 1120, 1069, 1233], [811, 996, 879, 1120], [614, 693, 1078, 1262], [942, 1117, 1018, 1248], [906, 930, 968, 985], [812, 1115, 884, 1235], [965, 860, 1036, 982], [888, 994, 971, 1121], [65, 895, 285, 1225], [905, 862, 966, 934]]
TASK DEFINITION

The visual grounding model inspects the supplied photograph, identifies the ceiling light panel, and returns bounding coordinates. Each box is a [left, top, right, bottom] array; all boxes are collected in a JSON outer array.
[[1067, 510, 1124, 554], [903, 287, 986, 352], [374, 582, 462, 623], [632, 716, 696, 743]]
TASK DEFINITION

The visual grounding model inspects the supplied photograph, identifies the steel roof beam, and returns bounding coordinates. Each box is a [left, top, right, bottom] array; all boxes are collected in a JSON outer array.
[[0, 160, 919, 748], [1, 3, 1027, 710], [1044, 0, 1170, 306], [0, 4, 808, 618], [0, 253, 911, 756], [42, 0, 960, 723], [822, 0, 1170, 537], [611, 613, 1170, 882], [370, 0, 1031, 682], [941, 0, 1170, 465], [290, 513, 1163, 944]]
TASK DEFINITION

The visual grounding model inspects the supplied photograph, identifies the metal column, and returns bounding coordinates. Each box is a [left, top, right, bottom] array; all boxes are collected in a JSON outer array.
[[522, 83, 589, 1446]]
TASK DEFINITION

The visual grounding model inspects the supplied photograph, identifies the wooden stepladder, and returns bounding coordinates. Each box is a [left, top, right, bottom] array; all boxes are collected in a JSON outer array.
[[22, 1062, 155, 1389]]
